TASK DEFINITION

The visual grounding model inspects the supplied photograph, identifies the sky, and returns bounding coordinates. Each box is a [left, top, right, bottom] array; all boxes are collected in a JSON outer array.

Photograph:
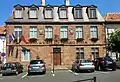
[[0, 0, 120, 26]]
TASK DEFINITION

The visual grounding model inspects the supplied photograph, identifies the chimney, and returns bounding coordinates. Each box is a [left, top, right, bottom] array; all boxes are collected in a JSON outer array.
[[65, 0, 70, 6], [41, 0, 46, 6]]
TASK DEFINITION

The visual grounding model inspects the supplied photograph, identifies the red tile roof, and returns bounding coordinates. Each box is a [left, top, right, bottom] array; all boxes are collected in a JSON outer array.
[[0, 26, 6, 35], [104, 13, 120, 21]]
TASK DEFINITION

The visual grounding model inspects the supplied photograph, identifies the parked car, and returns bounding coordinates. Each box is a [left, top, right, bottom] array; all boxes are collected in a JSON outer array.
[[1, 62, 23, 76], [71, 59, 95, 72], [94, 57, 116, 71], [116, 60, 120, 69], [28, 60, 46, 75]]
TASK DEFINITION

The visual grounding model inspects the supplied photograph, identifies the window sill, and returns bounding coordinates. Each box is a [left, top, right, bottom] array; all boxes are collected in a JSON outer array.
[[60, 38, 68, 41], [91, 38, 98, 42], [76, 38, 84, 41], [45, 38, 53, 40], [29, 38, 38, 42], [14, 17, 23, 19], [89, 17, 97, 19], [29, 18, 38, 19]]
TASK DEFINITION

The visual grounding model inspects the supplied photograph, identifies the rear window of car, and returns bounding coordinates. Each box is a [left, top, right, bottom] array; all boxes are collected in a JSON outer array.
[[3, 63, 16, 67], [80, 60, 92, 63], [30, 60, 44, 64]]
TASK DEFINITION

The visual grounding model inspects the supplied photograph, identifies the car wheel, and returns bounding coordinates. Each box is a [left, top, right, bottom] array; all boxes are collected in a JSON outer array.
[[112, 68, 116, 71], [42, 71, 46, 74], [2, 73, 5, 76], [15, 71, 19, 75], [97, 65, 101, 71]]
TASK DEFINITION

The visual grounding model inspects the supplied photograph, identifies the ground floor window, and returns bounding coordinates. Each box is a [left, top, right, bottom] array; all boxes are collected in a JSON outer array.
[[91, 47, 99, 60], [76, 48, 84, 59], [21, 50, 30, 61]]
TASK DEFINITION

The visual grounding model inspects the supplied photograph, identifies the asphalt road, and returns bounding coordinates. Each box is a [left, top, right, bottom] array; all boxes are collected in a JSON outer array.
[[0, 69, 120, 82]]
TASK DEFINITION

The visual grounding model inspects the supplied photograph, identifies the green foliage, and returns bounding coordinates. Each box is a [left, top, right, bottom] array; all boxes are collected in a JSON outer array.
[[108, 28, 120, 53]]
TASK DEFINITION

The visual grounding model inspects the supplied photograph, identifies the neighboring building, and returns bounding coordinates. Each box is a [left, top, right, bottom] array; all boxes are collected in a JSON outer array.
[[104, 13, 120, 60], [5, 0, 106, 69], [0, 26, 6, 64]]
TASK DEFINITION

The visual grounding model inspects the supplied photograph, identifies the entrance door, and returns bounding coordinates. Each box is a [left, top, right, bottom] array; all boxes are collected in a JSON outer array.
[[53, 48, 61, 65]]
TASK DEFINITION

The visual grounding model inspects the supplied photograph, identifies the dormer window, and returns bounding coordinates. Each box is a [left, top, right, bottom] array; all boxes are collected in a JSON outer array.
[[73, 5, 82, 19], [90, 8, 97, 18], [14, 5, 23, 19], [29, 6, 37, 19], [44, 7, 53, 19], [87, 5, 97, 19], [59, 7, 67, 19]]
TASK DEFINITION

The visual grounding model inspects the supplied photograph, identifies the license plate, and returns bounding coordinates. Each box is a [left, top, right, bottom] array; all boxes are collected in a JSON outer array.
[[33, 67, 39, 69], [7, 68, 11, 70]]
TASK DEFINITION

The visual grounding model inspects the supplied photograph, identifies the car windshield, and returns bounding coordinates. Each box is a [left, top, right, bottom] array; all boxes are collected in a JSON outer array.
[[30, 60, 44, 64], [104, 57, 113, 62], [80, 60, 92, 63]]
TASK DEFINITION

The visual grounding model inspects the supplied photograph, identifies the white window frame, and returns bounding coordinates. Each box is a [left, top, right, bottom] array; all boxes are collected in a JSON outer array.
[[45, 26, 53, 39], [30, 26, 37, 38], [21, 50, 30, 61], [60, 26, 68, 39], [90, 8, 96, 18], [74, 8, 82, 18], [29, 7, 37, 18], [90, 26, 98, 38], [59, 8, 67, 18], [45, 8, 53, 18], [76, 26, 83, 39], [14, 8, 22, 18], [14, 26, 22, 38]]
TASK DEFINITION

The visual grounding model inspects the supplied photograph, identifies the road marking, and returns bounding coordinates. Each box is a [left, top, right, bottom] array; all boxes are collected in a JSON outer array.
[[68, 70, 78, 76], [0, 78, 3, 79], [21, 73, 28, 79], [0, 74, 2, 77]]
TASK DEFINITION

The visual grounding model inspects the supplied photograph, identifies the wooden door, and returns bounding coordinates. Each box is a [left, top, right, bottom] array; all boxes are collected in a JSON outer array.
[[53, 48, 61, 65]]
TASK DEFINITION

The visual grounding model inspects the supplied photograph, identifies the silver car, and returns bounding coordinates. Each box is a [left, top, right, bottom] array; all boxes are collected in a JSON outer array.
[[72, 59, 95, 72], [28, 60, 46, 74]]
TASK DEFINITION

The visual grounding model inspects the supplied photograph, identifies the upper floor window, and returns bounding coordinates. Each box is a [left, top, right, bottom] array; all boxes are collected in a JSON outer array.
[[29, 7, 37, 18], [74, 6, 82, 19], [90, 8, 97, 18], [45, 26, 53, 39], [60, 26, 68, 39], [59, 8, 67, 19], [90, 26, 98, 38], [30, 26, 37, 38], [44, 7, 53, 19], [14, 26, 22, 38], [76, 26, 83, 39], [14, 7, 22, 18]]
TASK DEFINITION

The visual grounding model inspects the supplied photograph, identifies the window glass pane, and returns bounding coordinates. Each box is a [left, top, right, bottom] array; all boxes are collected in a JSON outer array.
[[30, 9, 37, 18], [45, 9, 53, 18], [75, 8, 82, 18], [90, 26, 98, 38], [60, 9, 67, 18], [22, 50, 30, 61], [15, 10, 22, 18], [90, 8, 96, 18], [45, 26, 52, 38], [14, 26, 22, 38], [60, 26, 68, 38], [30, 26, 37, 38], [76, 26, 83, 39]]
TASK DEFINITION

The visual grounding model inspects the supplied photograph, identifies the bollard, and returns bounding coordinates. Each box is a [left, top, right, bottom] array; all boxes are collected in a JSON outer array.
[[93, 77, 96, 82]]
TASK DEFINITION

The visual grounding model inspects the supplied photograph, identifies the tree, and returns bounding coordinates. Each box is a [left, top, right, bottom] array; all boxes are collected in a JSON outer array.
[[108, 28, 120, 53]]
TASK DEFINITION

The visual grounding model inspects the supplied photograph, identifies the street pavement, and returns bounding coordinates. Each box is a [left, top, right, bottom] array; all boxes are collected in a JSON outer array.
[[0, 69, 120, 82]]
